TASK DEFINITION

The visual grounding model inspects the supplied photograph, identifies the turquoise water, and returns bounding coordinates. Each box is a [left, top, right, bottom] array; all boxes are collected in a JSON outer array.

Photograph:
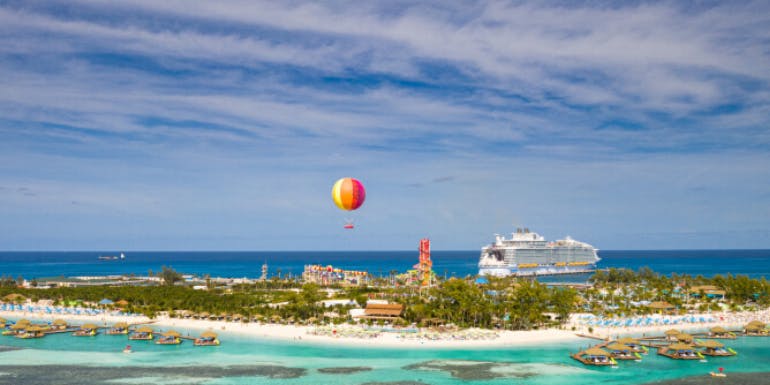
[[1, 319, 769, 384]]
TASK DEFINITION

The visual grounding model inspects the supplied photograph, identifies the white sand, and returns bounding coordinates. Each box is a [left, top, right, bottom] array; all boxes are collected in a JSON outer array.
[[2, 308, 768, 349]]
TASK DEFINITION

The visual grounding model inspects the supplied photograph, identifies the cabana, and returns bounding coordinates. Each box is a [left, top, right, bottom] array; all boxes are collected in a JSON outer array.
[[616, 337, 647, 353], [17, 325, 45, 339], [658, 343, 701, 360], [676, 333, 694, 343], [129, 326, 154, 340], [696, 339, 736, 357], [156, 330, 182, 345], [106, 322, 129, 335], [606, 343, 640, 360], [708, 326, 736, 339], [571, 347, 616, 366], [73, 323, 99, 336], [648, 301, 676, 314], [664, 329, 681, 341], [51, 319, 68, 330], [744, 321, 768, 336], [194, 330, 220, 346]]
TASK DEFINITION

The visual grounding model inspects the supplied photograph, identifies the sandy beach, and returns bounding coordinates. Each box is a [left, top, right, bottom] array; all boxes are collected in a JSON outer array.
[[3, 306, 768, 349]]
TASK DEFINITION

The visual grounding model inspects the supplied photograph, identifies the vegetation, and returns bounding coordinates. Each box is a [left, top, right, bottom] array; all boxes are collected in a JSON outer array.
[[1, 266, 767, 331]]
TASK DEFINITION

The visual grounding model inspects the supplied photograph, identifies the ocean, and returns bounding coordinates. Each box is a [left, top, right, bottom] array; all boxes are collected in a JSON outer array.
[[0, 249, 769, 281], [0, 321, 769, 385], [1, 249, 769, 384]]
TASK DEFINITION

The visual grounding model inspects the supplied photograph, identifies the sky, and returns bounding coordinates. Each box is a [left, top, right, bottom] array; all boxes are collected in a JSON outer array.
[[1, 0, 770, 251]]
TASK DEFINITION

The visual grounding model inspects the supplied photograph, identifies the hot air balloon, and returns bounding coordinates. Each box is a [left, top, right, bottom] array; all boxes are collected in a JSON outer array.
[[331, 177, 365, 229]]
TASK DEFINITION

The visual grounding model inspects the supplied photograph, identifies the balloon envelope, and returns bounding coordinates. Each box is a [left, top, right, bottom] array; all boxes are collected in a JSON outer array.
[[332, 177, 365, 211]]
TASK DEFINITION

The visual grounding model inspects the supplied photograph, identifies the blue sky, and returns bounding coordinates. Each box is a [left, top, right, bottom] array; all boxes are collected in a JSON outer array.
[[1, 1, 769, 250]]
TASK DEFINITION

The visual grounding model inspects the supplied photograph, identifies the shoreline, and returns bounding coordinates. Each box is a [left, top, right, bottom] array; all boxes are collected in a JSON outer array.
[[2, 308, 768, 349]]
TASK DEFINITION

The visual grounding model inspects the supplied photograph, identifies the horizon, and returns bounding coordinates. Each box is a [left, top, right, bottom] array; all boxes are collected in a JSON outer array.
[[2, 1, 770, 251], [3, 248, 770, 253]]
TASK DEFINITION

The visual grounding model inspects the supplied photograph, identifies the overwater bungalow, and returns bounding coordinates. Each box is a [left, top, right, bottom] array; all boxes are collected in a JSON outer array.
[[73, 323, 99, 336], [51, 319, 68, 330], [696, 340, 736, 357], [129, 326, 154, 340], [708, 326, 736, 339], [571, 347, 616, 366], [676, 333, 694, 344], [17, 325, 46, 339], [664, 329, 681, 341], [744, 321, 768, 336], [658, 343, 702, 360], [616, 337, 648, 354], [156, 330, 182, 345], [606, 343, 641, 360], [106, 322, 129, 335], [5, 322, 29, 336], [194, 331, 220, 346]]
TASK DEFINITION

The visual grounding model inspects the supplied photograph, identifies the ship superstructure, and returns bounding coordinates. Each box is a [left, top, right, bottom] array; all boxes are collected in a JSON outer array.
[[478, 228, 599, 277]]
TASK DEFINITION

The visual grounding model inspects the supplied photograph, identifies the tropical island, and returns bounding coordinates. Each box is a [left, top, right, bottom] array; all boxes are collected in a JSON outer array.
[[1, 265, 769, 348]]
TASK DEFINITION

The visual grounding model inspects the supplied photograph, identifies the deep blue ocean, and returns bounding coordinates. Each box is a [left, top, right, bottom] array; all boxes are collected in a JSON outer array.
[[0, 249, 768, 280]]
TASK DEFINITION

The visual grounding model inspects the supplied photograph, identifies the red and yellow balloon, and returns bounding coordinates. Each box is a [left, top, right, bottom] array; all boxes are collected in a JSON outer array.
[[331, 177, 366, 211]]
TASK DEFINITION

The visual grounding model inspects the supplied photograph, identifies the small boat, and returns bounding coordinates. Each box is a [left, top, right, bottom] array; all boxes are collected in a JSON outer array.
[[98, 252, 125, 261], [710, 372, 726, 377], [123, 345, 132, 354]]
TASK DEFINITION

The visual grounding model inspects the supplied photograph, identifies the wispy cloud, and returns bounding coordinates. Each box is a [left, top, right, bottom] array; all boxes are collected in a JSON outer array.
[[1, 1, 769, 249]]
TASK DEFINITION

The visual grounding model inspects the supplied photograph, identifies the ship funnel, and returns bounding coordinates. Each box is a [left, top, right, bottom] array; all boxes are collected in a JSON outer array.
[[524, 228, 530, 233]]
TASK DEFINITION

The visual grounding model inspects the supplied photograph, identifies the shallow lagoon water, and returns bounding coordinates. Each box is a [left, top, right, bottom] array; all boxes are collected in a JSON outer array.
[[1, 322, 769, 385]]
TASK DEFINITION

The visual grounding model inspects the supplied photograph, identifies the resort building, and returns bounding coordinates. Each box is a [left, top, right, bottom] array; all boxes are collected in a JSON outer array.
[[355, 302, 404, 322], [689, 285, 726, 300], [302, 264, 369, 286]]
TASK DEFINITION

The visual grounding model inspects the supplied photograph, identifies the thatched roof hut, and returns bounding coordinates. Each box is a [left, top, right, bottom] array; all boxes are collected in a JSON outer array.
[[667, 343, 694, 351], [10, 323, 28, 330], [697, 340, 724, 348], [583, 347, 610, 357], [606, 343, 633, 351], [136, 326, 153, 333], [664, 329, 681, 336], [710, 326, 728, 334], [52, 319, 67, 327], [163, 330, 181, 338], [648, 301, 675, 310], [3, 293, 26, 302], [81, 323, 98, 330], [617, 337, 639, 345], [200, 331, 218, 339], [112, 322, 128, 329], [676, 333, 693, 343], [16, 319, 31, 326]]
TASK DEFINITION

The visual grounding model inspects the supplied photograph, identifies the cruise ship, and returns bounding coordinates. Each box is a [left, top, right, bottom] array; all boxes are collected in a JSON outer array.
[[478, 228, 600, 277]]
